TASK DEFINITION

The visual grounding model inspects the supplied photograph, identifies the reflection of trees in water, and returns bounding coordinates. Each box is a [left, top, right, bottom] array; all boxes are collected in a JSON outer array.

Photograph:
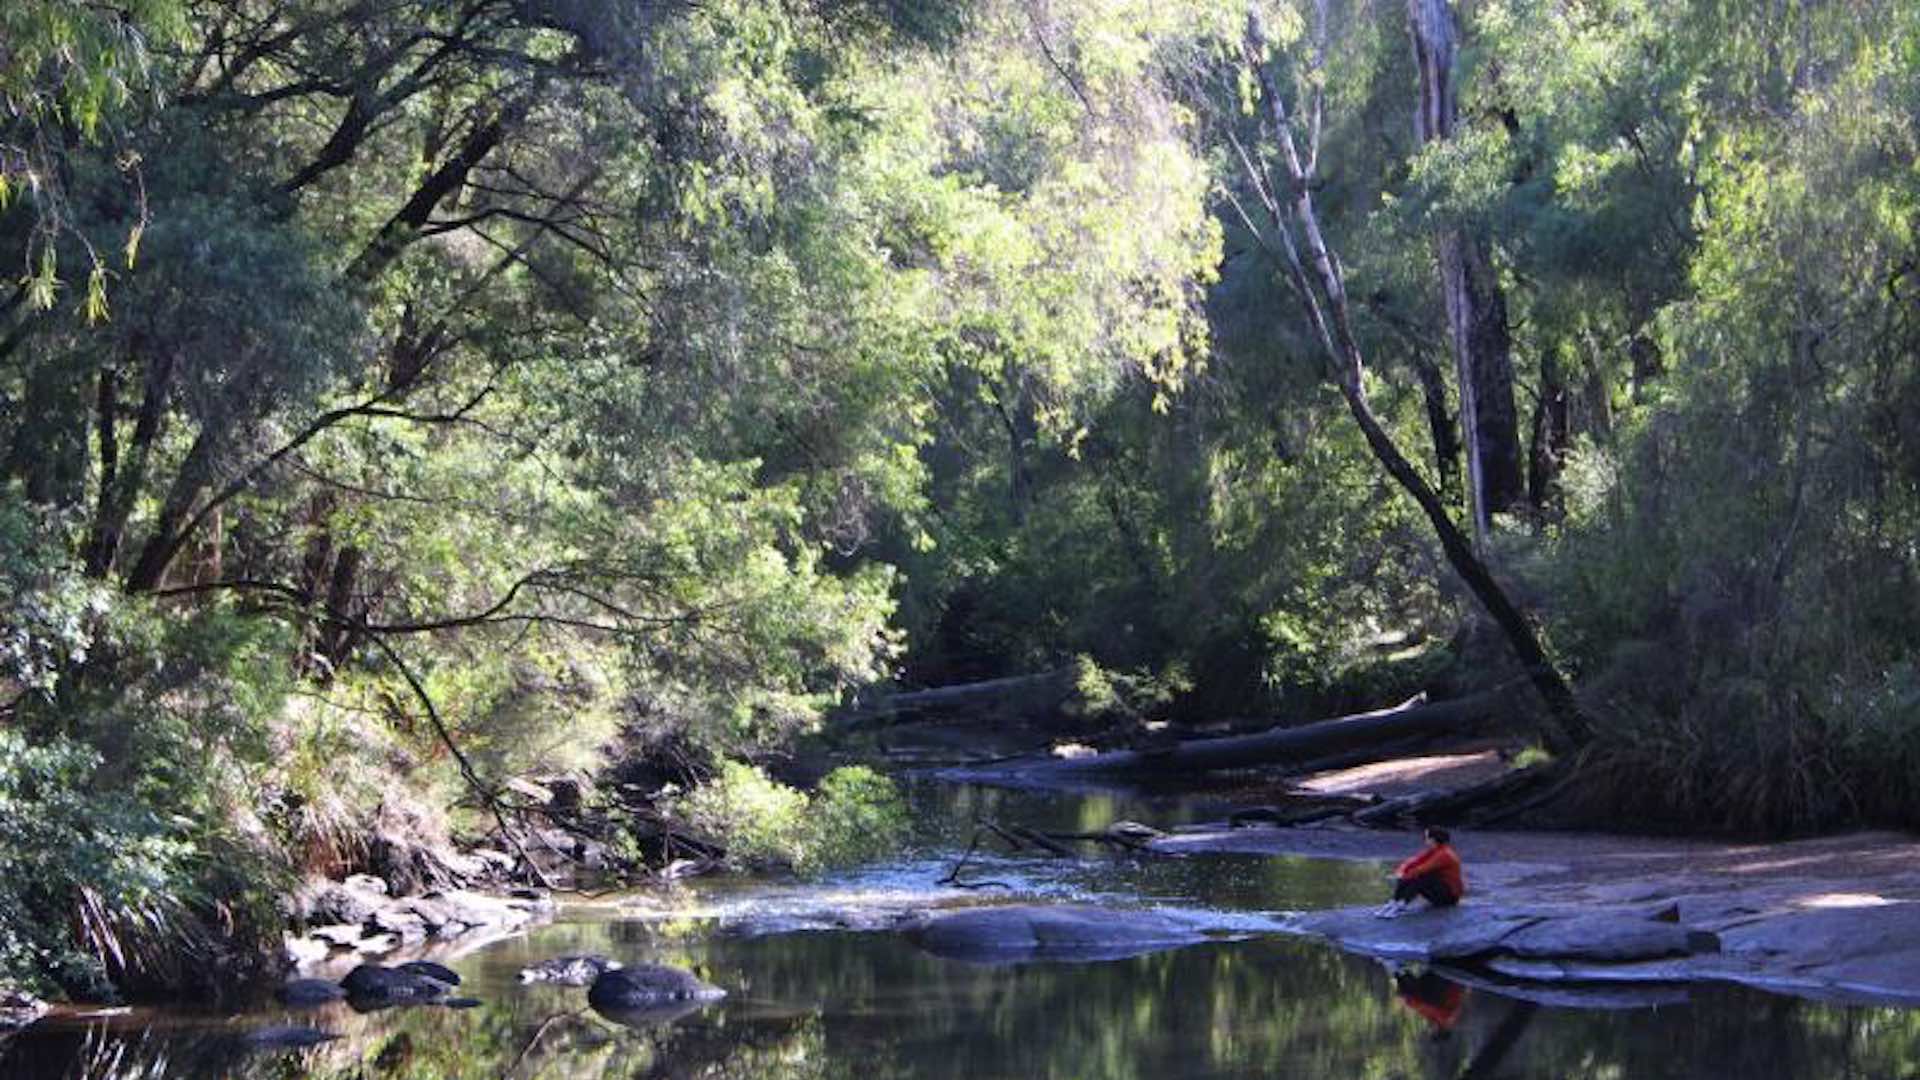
[[10, 931, 1920, 1079]]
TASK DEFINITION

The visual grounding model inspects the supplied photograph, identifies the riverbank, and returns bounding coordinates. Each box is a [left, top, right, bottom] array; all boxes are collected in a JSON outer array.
[[1153, 804, 1920, 1005]]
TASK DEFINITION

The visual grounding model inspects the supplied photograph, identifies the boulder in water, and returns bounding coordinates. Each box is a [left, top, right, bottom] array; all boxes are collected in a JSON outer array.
[[586, 965, 725, 1011], [394, 960, 461, 987], [907, 904, 1211, 964], [340, 963, 451, 1006], [519, 954, 622, 986]]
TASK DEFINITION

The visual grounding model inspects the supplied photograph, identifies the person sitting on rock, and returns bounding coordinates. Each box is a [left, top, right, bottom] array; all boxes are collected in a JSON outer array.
[[1375, 826, 1465, 918]]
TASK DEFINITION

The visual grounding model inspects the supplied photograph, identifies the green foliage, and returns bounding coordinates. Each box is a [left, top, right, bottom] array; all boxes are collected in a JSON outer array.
[[674, 762, 908, 874]]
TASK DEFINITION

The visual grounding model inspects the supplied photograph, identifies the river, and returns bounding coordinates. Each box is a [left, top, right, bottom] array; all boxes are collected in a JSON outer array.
[[4, 779, 1917, 1078]]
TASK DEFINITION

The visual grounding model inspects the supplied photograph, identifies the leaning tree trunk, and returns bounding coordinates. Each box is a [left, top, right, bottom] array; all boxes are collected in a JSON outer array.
[[1239, 15, 1592, 753], [1409, 0, 1524, 543]]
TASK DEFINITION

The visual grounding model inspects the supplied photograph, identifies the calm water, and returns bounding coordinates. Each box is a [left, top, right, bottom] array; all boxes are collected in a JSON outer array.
[[5, 780, 1920, 1079]]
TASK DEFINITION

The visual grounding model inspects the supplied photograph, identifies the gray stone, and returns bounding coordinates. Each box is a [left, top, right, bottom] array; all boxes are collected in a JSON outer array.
[[587, 965, 725, 1010], [1497, 915, 1699, 962], [368, 907, 430, 943], [353, 933, 401, 956], [306, 881, 387, 926], [342, 874, 389, 897], [395, 960, 460, 987], [908, 904, 1210, 964], [519, 954, 623, 986], [308, 924, 368, 949], [592, 998, 710, 1028], [340, 963, 450, 1005], [284, 934, 331, 968], [1289, 906, 1520, 962]]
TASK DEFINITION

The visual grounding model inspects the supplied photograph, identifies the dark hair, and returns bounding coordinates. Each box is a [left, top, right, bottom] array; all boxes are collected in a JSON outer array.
[[1425, 826, 1451, 844]]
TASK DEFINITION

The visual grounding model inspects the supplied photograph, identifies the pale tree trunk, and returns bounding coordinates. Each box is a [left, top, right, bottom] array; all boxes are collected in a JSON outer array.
[[1230, 13, 1591, 752], [1408, 0, 1523, 542]]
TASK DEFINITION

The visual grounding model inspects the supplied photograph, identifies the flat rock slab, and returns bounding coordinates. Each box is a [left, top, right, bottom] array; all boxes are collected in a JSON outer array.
[[1291, 904, 1713, 966], [1159, 821, 1920, 1003], [1500, 914, 1706, 962], [907, 904, 1212, 964]]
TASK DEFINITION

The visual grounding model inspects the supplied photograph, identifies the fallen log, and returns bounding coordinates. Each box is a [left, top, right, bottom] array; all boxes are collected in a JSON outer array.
[[950, 688, 1518, 781], [1350, 761, 1562, 828]]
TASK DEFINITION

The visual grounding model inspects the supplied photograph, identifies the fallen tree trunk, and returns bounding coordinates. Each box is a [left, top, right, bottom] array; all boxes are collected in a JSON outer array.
[[957, 688, 1517, 781], [837, 668, 1079, 730]]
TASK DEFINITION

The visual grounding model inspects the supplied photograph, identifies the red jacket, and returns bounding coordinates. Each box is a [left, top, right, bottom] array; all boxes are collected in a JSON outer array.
[[1395, 843, 1465, 901], [1400, 982, 1467, 1030]]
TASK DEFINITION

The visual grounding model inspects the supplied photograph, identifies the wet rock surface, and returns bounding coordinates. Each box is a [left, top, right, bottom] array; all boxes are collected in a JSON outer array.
[[339, 963, 456, 1007], [905, 904, 1213, 964], [586, 965, 725, 1010], [1290, 905, 1716, 967], [518, 954, 622, 986], [1155, 821, 1920, 1004], [285, 881, 554, 968]]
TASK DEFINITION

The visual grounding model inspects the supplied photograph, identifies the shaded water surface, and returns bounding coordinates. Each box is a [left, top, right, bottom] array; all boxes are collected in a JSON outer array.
[[6, 781, 1920, 1079]]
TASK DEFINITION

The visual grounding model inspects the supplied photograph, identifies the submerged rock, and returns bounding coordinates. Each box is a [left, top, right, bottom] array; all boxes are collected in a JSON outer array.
[[592, 998, 712, 1028], [586, 965, 725, 1010], [906, 904, 1211, 964], [276, 978, 347, 1006], [241, 1025, 342, 1049], [394, 960, 461, 986], [519, 954, 622, 986]]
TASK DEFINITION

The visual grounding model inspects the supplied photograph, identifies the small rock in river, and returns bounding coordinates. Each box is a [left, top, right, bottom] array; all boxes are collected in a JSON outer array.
[[394, 960, 461, 987], [340, 963, 451, 1006], [907, 904, 1211, 964]]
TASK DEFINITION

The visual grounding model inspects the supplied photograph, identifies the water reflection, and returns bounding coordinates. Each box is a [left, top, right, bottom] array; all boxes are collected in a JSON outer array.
[[11, 919, 1920, 1079], [6, 780, 1920, 1078]]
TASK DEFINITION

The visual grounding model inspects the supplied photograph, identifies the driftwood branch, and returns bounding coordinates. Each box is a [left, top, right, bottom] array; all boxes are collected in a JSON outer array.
[[937, 826, 1014, 890]]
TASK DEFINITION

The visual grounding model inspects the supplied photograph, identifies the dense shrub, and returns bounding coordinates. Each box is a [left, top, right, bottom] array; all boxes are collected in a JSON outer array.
[[673, 763, 909, 874]]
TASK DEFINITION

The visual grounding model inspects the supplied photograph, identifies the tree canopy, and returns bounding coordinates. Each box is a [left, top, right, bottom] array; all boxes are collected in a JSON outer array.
[[4, 0, 1920, 997]]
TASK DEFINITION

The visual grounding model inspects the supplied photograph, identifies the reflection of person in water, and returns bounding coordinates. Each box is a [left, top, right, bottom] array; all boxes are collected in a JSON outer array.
[[1395, 969, 1467, 1039], [1375, 826, 1465, 918]]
